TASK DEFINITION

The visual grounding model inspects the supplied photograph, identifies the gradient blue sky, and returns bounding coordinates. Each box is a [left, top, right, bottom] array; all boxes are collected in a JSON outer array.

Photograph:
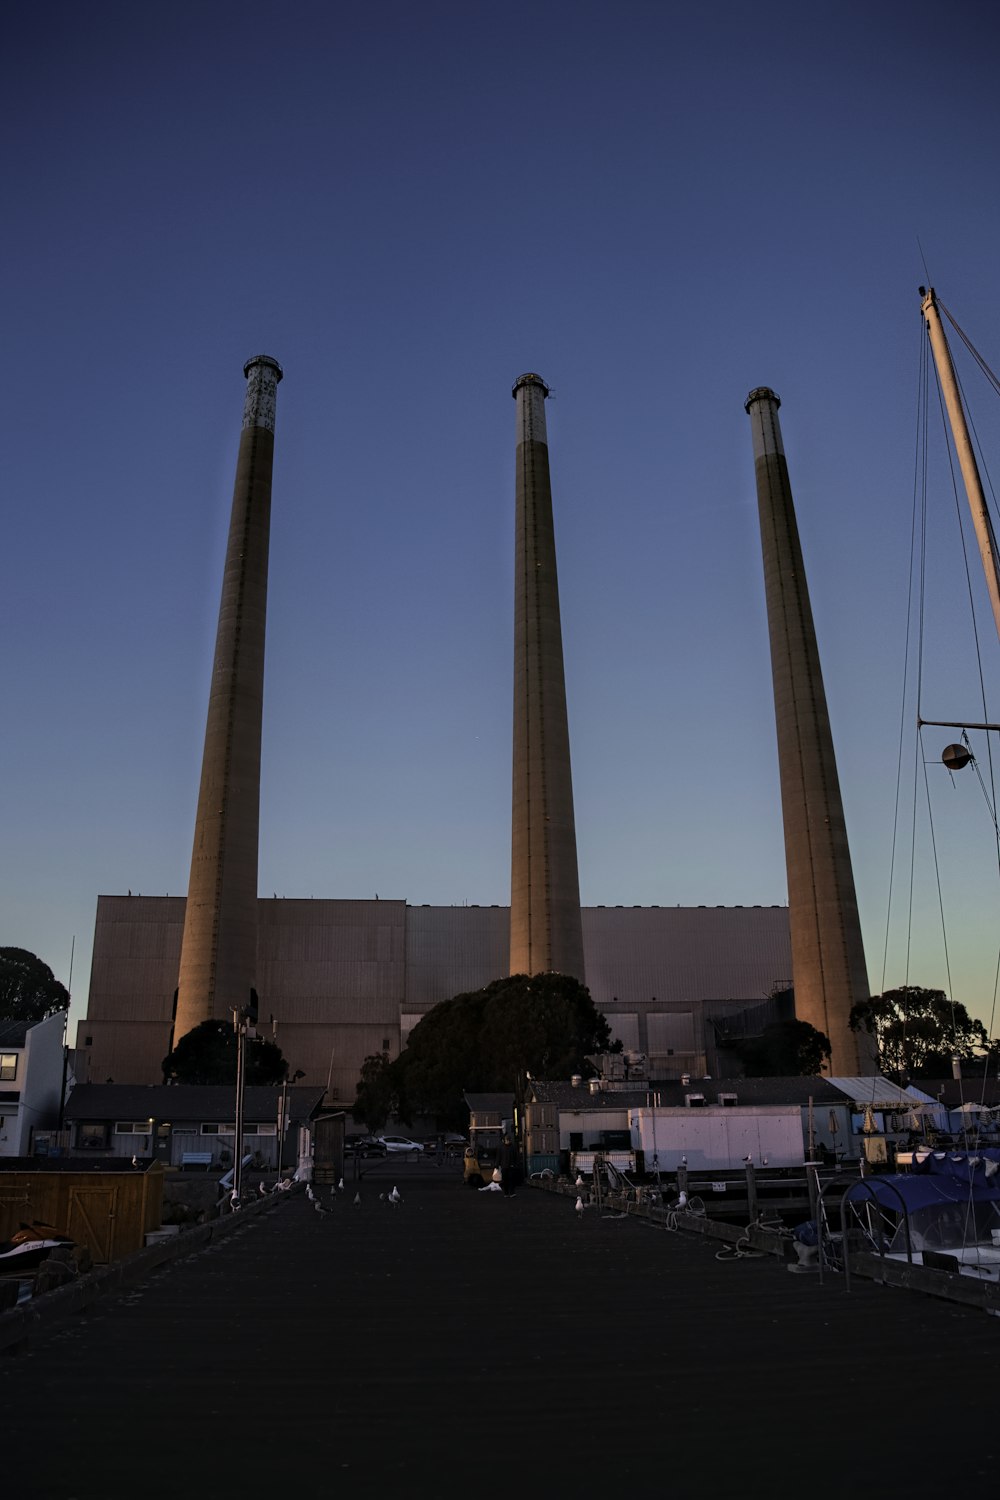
[[5, 1, 1000, 1041]]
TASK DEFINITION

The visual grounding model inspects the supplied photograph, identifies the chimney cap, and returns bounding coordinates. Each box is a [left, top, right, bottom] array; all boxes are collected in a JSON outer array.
[[244, 354, 284, 382], [745, 386, 779, 413], [512, 372, 549, 399]]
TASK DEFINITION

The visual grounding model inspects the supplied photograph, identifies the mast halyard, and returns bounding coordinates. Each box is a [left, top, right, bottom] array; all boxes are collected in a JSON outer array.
[[920, 286, 1000, 648]]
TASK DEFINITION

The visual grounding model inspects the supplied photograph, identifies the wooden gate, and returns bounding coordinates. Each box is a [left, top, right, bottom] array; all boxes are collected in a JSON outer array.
[[67, 1186, 119, 1263]]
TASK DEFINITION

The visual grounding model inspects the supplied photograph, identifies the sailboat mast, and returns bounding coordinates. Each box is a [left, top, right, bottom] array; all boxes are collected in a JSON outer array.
[[920, 286, 1000, 645]]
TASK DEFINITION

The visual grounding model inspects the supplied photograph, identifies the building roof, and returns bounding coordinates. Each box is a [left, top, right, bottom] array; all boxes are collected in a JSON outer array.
[[826, 1076, 918, 1110], [529, 1076, 850, 1109], [64, 1083, 326, 1122], [464, 1092, 514, 1115], [920, 1078, 1000, 1109], [0, 1018, 31, 1048], [528, 1080, 651, 1110]]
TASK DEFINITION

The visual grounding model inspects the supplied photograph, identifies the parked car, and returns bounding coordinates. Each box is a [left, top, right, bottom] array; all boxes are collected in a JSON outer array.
[[379, 1135, 424, 1156], [421, 1132, 470, 1156], [345, 1136, 388, 1158]]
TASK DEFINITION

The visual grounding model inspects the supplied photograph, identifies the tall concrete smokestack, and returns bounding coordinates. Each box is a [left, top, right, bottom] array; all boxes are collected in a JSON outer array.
[[510, 373, 585, 981], [745, 387, 875, 1074], [173, 355, 282, 1043]]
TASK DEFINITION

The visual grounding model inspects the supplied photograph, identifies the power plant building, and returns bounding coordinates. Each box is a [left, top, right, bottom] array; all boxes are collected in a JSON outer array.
[[80, 897, 792, 1104], [71, 366, 880, 1107]]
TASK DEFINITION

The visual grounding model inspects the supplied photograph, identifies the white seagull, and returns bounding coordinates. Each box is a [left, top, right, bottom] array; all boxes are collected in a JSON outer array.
[[258, 1181, 269, 1196], [388, 1186, 401, 1206], [305, 1185, 316, 1202], [575, 1174, 584, 1187], [337, 1178, 345, 1192], [575, 1195, 585, 1217], [353, 1191, 362, 1208]]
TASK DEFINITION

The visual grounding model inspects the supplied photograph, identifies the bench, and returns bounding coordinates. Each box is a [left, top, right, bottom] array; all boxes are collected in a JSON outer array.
[[180, 1152, 213, 1171]]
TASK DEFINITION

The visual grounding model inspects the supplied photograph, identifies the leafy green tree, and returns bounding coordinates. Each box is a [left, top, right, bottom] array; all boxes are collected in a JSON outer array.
[[393, 973, 616, 1127], [0, 947, 70, 1025], [162, 1019, 286, 1085], [849, 987, 992, 1080], [734, 1018, 831, 1077], [353, 1050, 396, 1133]]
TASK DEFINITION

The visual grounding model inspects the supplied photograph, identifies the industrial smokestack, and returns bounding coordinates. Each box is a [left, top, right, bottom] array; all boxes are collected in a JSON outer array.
[[173, 355, 283, 1043], [745, 386, 875, 1075], [509, 373, 585, 982]]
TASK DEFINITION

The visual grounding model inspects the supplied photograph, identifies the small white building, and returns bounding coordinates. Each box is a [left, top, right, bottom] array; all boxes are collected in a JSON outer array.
[[0, 1011, 67, 1157]]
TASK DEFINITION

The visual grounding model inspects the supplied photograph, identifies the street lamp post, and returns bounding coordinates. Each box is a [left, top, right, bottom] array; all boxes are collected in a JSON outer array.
[[232, 1006, 256, 1205], [276, 1068, 304, 1183], [276, 1074, 288, 1183]]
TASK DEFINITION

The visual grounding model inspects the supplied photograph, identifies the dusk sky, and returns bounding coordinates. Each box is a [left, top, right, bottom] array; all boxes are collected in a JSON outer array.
[[5, 1, 1000, 1043]]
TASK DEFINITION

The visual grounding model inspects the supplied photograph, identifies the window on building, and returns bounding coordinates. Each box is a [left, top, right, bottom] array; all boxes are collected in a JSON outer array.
[[246, 1122, 277, 1136], [0, 1054, 17, 1082], [115, 1121, 153, 1134], [200, 1123, 235, 1135]]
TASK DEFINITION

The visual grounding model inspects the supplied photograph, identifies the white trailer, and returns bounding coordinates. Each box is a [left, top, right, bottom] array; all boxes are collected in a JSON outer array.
[[629, 1105, 804, 1172]]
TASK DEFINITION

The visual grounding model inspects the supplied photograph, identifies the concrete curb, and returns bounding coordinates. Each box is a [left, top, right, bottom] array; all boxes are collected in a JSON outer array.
[[0, 1188, 291, 1355]]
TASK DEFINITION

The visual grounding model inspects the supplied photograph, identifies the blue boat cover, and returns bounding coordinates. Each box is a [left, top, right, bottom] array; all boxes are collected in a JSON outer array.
[[845, 1149, 1000, 1211]]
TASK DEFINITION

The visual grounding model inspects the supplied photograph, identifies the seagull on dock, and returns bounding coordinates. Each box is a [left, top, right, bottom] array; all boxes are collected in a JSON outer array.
[[575, 1195, 585, 1217], [337, 1178, 345, 1192], [313, 1199, 330, 1216], [305, 1184, 316, 1202], [353, 1191, 362, 1208], [258, 1181, 270, 1197], [389, 1186, 401, 1206], [575, 1174, 584, 1187]]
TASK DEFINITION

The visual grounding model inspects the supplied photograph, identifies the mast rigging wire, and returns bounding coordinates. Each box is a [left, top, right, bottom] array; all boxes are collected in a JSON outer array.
[[882, 305, 1000, 1112]]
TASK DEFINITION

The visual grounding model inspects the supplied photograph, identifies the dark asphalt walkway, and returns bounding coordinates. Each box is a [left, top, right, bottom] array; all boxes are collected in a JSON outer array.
[[3, 1170, 997, 1497]]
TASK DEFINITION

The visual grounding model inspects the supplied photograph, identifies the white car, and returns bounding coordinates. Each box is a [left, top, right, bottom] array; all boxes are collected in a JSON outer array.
[[378, 1134, 424, 1155]]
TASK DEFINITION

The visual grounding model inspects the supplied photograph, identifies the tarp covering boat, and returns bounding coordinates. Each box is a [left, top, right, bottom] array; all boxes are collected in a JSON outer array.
[[845, 1150, 1000, 1253]]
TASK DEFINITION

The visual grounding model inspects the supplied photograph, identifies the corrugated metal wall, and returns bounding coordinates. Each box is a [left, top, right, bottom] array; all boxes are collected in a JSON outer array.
[[404, 905, 509, 1008], [582, 906, 791, 1005], [646, 1012, 696, 1053]]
